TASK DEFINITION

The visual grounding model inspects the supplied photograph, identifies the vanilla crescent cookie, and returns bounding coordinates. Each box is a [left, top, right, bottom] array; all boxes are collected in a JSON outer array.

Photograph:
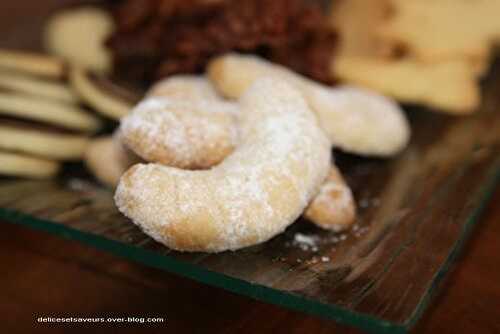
[[115, 78, 331, 252], [120, 75, 356, 231], [120, 76, 238, 169], [208, 53, 410, 157], [147, 75, 228, 101], [333, 56, 480, 113], [303, 166, 356, 231]]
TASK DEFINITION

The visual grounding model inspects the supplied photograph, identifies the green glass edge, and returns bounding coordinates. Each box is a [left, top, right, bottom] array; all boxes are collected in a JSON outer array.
[[0, 208, 404, 334], [0, 163, 497, 334], [403, 163, 500, 329]]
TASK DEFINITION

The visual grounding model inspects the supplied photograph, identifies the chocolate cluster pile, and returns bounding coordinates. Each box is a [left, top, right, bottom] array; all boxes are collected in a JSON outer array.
[[107, 0, 336, 84]]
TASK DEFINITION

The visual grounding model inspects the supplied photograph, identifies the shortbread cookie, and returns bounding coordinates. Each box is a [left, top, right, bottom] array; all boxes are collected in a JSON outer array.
[[115, 78, 331, 252], [121, 75, 356, 231], [0, 151, 60, 179], [0, 49, 65, 78], [208, 53, 410, 156], [0, 125, 90, 160], [378, 0, 500, 63], [44, 7, 114, 73], [327, 0, 482, 113], [333, 56, 480, 113], [84, 135, 139, 187], [330, 0, 393, 58], [0, 71, 78, 103], [70, 67, 133, 120], [0, 92, 101, 132]]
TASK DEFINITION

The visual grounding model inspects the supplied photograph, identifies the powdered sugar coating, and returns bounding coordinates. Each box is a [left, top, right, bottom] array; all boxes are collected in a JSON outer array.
[[308, 85, 410, 156], [115, 78, 331, 252], [208, 53, 410, 156], [120, 76, 238, 169], [120, 74, 357, 231], [304, 166, 356, 231], [147, 75, 224, 101]]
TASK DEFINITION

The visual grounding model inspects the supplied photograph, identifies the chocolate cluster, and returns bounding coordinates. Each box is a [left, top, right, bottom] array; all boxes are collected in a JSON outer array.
[[107, 0, 336, 84]]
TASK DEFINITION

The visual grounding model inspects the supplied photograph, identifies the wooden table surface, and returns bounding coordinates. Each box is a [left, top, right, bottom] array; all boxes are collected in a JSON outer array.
[[1, 185, 498, 334]]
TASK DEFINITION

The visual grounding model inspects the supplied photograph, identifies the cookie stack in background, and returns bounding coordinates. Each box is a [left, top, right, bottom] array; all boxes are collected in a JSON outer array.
[[0, 6, 139, 180], [3, 0, 500, 182], [0, 50, 102, 179]]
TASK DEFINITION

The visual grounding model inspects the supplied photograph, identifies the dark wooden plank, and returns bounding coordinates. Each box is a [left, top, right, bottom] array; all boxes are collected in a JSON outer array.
[[0, 186, 498, 334]]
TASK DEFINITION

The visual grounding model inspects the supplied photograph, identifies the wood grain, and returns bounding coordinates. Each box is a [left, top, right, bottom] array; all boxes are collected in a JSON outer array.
[[0, 186, 498, 334]]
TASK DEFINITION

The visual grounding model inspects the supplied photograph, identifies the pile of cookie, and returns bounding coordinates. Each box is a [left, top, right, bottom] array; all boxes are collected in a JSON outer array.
[[0, 6, 141, 179], [0, 50, 102, 178], [110, 53, 410, 252], [2, 1, 499, 252], [330, 0, 500, 113], [0, 45, 139, 180]]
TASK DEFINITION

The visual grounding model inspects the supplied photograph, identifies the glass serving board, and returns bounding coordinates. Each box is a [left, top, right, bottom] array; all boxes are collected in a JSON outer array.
[[1, 2, 500, 333], [1, 98, 499, 334]]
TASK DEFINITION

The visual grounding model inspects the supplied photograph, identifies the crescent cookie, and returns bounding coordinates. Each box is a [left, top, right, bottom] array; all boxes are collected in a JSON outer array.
[[120, 75, 356, 231], [208, 53, 410, 157], [120, 76, 238, 169], [0, 151, 60, 179], [115, 78, 331, 252]]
